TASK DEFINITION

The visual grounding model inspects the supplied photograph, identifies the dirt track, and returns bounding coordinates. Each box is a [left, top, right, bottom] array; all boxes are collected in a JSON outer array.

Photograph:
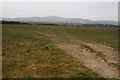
[[37, 32, 118, 78], [58, 43, 118, 78]]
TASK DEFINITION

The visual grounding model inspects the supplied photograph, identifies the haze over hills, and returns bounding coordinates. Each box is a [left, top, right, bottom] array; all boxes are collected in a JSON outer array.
[[1, 16, 118, 25]]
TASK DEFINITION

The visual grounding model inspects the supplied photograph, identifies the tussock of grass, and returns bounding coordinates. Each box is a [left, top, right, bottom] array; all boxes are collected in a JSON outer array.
[[70, 69, 102, 78], [108, 62, 120, 68], [81, 44, 95, 53], [81, 44, 107, 62]]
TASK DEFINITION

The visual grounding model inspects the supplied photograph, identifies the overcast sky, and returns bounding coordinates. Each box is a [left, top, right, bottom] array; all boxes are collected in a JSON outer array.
[[2, 2, 118, 21]]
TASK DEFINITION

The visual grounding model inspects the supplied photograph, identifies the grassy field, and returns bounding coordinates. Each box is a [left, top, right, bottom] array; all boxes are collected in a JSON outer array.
[[2, 24, 118, 78]]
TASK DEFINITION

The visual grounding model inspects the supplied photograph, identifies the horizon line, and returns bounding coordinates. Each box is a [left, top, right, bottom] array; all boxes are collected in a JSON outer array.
[[1, 16, 118, 22]]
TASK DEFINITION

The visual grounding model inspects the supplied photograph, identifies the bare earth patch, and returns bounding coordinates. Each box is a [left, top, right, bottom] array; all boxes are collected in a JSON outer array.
[[86, 43, 118, 64], [57, 43, 118, 78]]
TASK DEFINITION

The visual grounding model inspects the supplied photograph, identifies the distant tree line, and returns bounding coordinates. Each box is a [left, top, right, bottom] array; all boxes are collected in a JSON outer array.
[[82, 24, 119, 28], [1, 21, 30, 24], [1, 21, 67, 26]]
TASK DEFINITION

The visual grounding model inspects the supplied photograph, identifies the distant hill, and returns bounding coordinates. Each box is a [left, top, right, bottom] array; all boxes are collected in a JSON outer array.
[[1, 16, 118, 25]]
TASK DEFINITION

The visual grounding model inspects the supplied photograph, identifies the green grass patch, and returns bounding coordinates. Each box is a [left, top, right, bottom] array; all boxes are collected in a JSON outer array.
[[2, 24, 103, 78]]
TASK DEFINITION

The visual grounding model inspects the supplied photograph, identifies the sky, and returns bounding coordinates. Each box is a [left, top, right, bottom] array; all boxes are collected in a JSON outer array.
[[1, 2, 118, 21]]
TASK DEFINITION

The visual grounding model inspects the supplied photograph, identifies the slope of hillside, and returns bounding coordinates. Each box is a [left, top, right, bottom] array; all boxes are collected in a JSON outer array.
[[3, 24, 119, 78]]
